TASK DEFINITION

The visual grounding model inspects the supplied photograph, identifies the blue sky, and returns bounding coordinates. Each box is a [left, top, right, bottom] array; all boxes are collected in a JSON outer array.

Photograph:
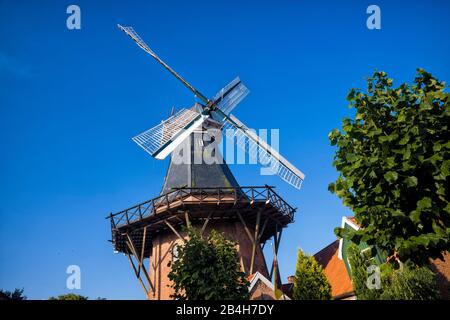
[[0, 0, 449, 299]]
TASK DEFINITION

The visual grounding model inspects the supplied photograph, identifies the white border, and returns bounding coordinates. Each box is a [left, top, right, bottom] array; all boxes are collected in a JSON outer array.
[[338, 217, 360, 260], [248, 271, 291, 300]]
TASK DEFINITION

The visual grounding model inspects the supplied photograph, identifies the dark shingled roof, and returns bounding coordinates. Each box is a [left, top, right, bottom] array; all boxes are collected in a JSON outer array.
[[160, 119, 240, 195]]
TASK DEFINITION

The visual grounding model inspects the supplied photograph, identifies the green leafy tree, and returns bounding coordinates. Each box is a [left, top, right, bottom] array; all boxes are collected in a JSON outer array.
[[48, 293, 88, 300], [168, 227, 249, 300], [293, 249, 331, 300], [0, 288, 27, 300], [329, 69, 450, 265]]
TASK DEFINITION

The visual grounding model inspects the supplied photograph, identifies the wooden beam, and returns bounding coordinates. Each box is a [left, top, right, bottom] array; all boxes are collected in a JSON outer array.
[[276, 227, 283, 254], [239, 254, 246, 273], [151, 240, 176, 271], [164, 220, 185, 243], [140, 263, 154, 293], [125, 252, 148, 295], [200, 212, 213, 235], [126, 233, 155, 292], [151, 237, 159, 296], [184, 211, 191, 228], [125, 234, 141, 273], [269, 226, 283, 279], [249, 210, 261, 274], [139, 226, 148, 270], [236, 211, 254, 244], [257, 215, 269, 242], [274, 227, 283, 285]]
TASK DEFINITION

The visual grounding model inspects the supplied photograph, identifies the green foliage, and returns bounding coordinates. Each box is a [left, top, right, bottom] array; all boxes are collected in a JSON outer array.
[[347, 245, 382, 299], [380, 263, 439, 300], [347, 244, 439, 300], [329, 69, 450, 265], [168, 227, 249, 300], [293, 249, 331, 300], [0, 288, 27, 300], [48, 293, 88, 300]]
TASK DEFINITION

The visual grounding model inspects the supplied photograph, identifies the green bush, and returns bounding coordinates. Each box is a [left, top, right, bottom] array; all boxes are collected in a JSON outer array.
[[168, 227, 249, 300], [293, 249, 331, 300], [380, 264, 439, 300], [347, 244, 439, 300]]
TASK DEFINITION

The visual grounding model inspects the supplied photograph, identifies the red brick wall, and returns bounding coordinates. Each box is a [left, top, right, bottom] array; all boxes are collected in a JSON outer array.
[[249, 280, 276, 300], [148, 220, 269, 300], [431, 252, 450, 300]]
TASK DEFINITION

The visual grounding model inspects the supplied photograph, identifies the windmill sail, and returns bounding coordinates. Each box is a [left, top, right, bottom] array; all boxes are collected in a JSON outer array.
[[219, 113, 305, 189], [133, 108, 208, 160], [212, 77, 249, 115], [118, 24, 209, 104], [118, 24, 305, 190]]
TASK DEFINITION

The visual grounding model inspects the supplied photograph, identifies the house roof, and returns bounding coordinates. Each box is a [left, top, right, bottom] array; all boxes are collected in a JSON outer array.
[[314, 240, 354, 298], [281, 283, 294, 298], [248, 272, 291, 300]]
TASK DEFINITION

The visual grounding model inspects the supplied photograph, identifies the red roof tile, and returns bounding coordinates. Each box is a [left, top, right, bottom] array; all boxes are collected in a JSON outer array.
[[314, 240, 353, 298]]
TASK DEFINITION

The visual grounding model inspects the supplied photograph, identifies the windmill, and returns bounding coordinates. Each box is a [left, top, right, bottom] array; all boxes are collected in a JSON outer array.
[[118, 24, 305, 189], [108, 25, 305, 300]]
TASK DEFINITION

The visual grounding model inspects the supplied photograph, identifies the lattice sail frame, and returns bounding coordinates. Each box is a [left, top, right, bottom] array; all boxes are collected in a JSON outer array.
[[213, 77, 250, 115], [132, 108, 206, 160], [118, 25, 155, 56], [219, 114, 305, 189], [118, 24, 305, 189]]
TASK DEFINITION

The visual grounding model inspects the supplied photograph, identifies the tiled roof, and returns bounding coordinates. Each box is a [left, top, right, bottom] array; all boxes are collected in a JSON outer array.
[[281, 283, 294, 298], [314, 240, 354, 298]]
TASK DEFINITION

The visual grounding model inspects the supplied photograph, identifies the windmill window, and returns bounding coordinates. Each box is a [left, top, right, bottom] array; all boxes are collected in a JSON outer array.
[[172, 244, 179, 262]]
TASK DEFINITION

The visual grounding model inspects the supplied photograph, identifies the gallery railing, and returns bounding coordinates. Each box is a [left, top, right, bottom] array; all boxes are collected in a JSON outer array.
[[107, 186, 296, 228]]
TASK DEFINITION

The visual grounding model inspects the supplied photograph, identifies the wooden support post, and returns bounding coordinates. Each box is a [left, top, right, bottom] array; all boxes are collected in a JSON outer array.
[[257, 216, 269, 242], [274, 230, 282, 287], [109, 213, 116, 229], [200, 212, 213, 235], [140, 259, 153, 292], [164, 220, 185, 243], [139, 226, 147, 270], [184, 211, 191, 228], [236, 211, 254, 244], [126, 233, 155, 292], [125, 235, 141, 274], [269, 226, 283, 280], [125, 252, 148, 295], [249, 210, 261, 274]]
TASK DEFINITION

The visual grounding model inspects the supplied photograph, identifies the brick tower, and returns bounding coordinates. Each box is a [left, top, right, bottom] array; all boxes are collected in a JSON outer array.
[[108, 117, 296, 299]]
